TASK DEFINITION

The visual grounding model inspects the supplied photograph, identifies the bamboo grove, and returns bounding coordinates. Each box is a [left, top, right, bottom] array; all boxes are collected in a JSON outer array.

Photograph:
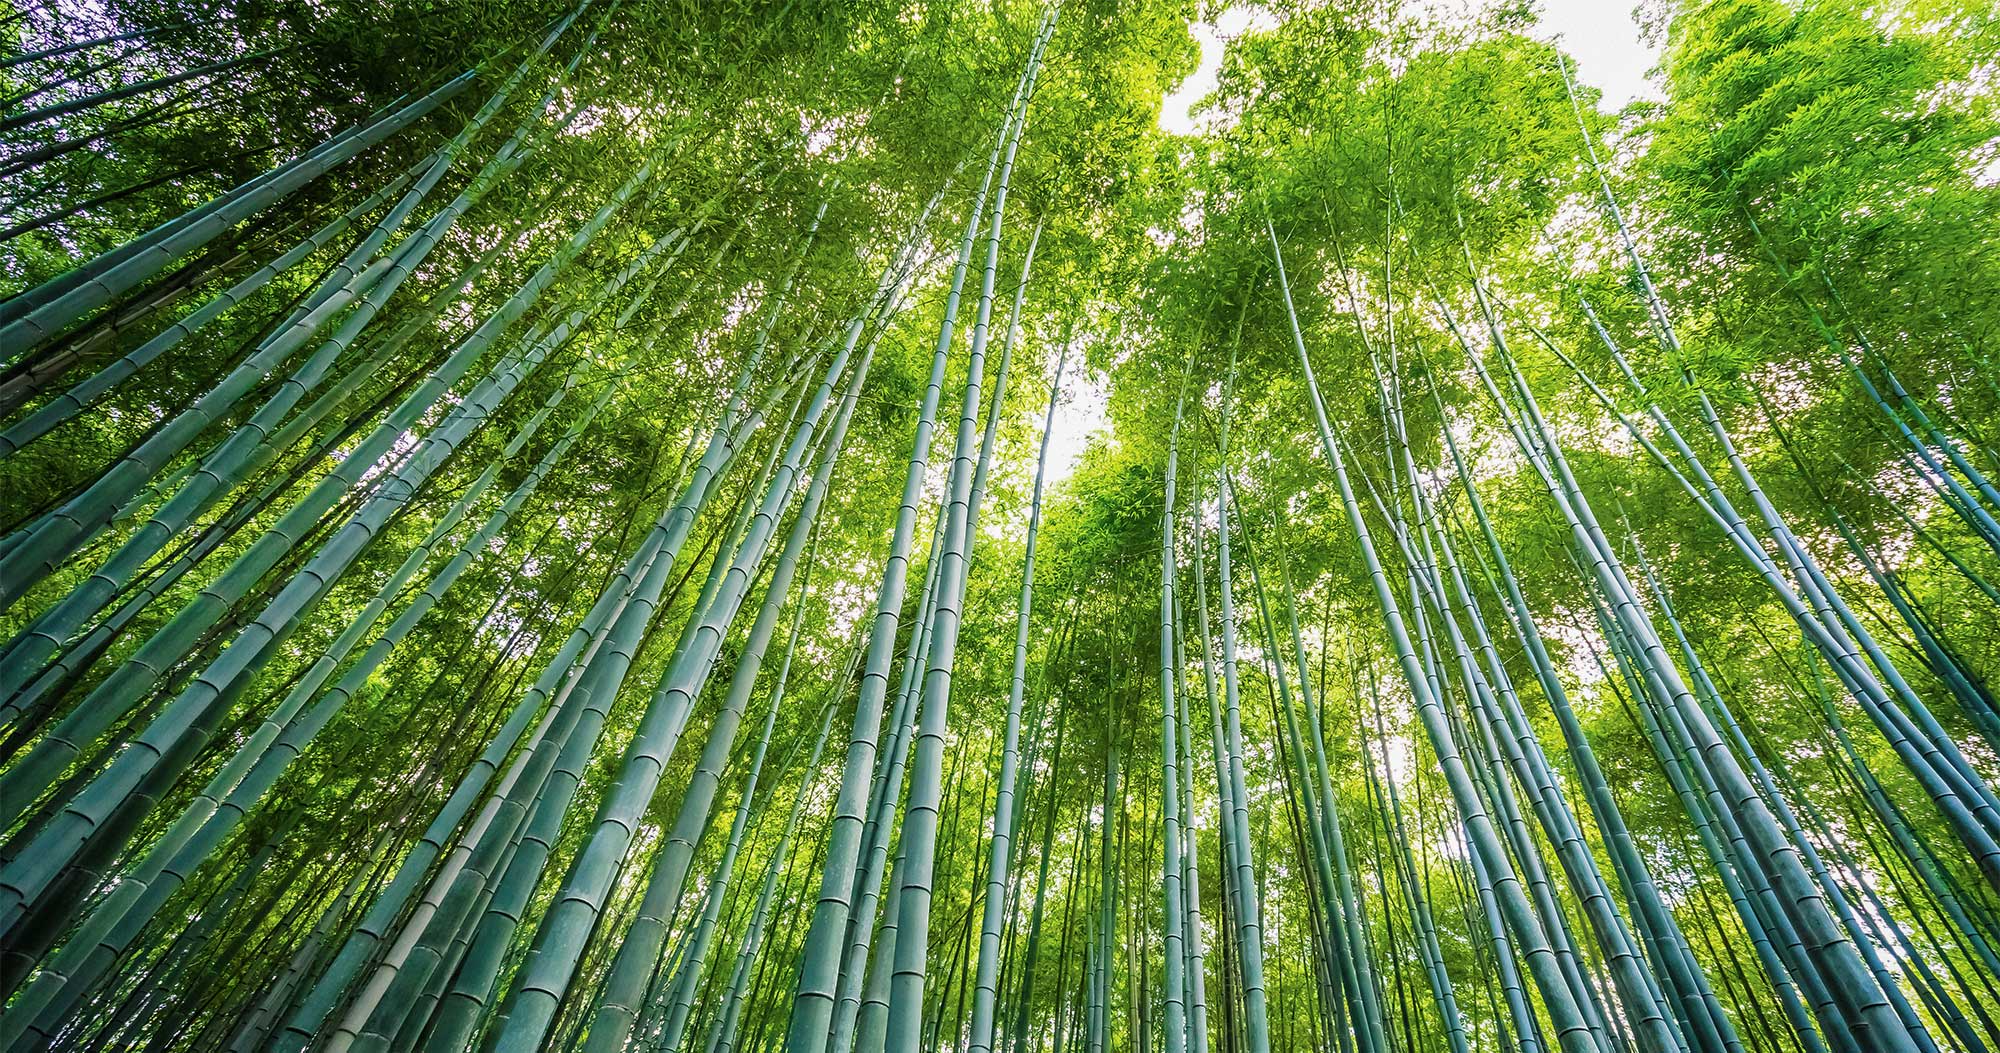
[[1, 0, 1997, 1052]]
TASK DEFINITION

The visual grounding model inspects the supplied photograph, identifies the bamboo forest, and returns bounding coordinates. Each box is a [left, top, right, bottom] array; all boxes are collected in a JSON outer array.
[[5, 0, 2000, 1050]]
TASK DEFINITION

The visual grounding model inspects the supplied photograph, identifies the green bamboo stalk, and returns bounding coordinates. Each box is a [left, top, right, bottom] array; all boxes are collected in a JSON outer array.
[[1157, 356, 1191, 1053], [1361, 673, 1475, 1053], [1267, 217, 1607, 1053], [1599, 561, 1858, 1051], [0, 157, 665, 844], [704, 704, 840, 1053], [0, 61, 633, 616], [1004, 664, 1072, 1053], [1469, 253, 1916, 1050], [582, 242, 888, 1053], [6, 374, 607, 1038], [879, 16, 1054, 1045], [827, 513, 944, 1053], [0, 203, 624, 709], [1563, 288, 2000, 883], [0, 329, 555, 935], [667, 645, 857, 1053], [334, 347, 811, 1053], [1737, 209, 2000, 549], [1241, 531, 1344, 1047], [5, 158, 612, 668], [0, 162, 425, 458], [0, 35, 624, 620], [967, 223, 1055, 1053], [1423, 341, 1741, 1053], [0, 310, 443, 724], [1579, 587, 1833, 1053], [1378, 365, 1672, 1052], [273, 314, 786, 1053], [1627, 530, 1943, 1053], [1175, 600, 1211, 1053], [1087, 745, 1118, 1053], [1555, 61, 1999, 1008], [0, 63, 482, 377], [486, 277, 877, 1053], [782, 145, 1014, 1053], [855, 838, 909, 1053], [0, 45, 288, 132], [1267, 514, 1387, 1053], [1210, 382, 1272, 1053], [0, 212, 675, 929]]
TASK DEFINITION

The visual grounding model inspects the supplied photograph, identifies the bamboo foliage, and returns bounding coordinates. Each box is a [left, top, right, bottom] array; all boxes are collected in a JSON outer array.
[[0, 1, 621, 682], [2, 4, 1996, 1053], [783, 15, 1056, 1052], [0, 64, 482, 355]]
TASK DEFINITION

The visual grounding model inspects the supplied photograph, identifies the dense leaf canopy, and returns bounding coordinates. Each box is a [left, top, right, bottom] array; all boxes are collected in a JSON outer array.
[[1, 2, 1996, 1053]]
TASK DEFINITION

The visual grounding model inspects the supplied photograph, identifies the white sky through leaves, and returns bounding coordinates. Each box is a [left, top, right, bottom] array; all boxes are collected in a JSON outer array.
[[1160, 2, 1661, 138], [1039, 4, 1665, 483]]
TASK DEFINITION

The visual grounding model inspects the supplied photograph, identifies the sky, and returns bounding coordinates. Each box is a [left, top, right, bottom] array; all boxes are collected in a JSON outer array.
[[1158, 6, 1280, 136], [1040, 340, 1110, 484], [1041, 3, 1661, 481], [1160, 1, 1662, 135], [1534, 0, 1662, 110]]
